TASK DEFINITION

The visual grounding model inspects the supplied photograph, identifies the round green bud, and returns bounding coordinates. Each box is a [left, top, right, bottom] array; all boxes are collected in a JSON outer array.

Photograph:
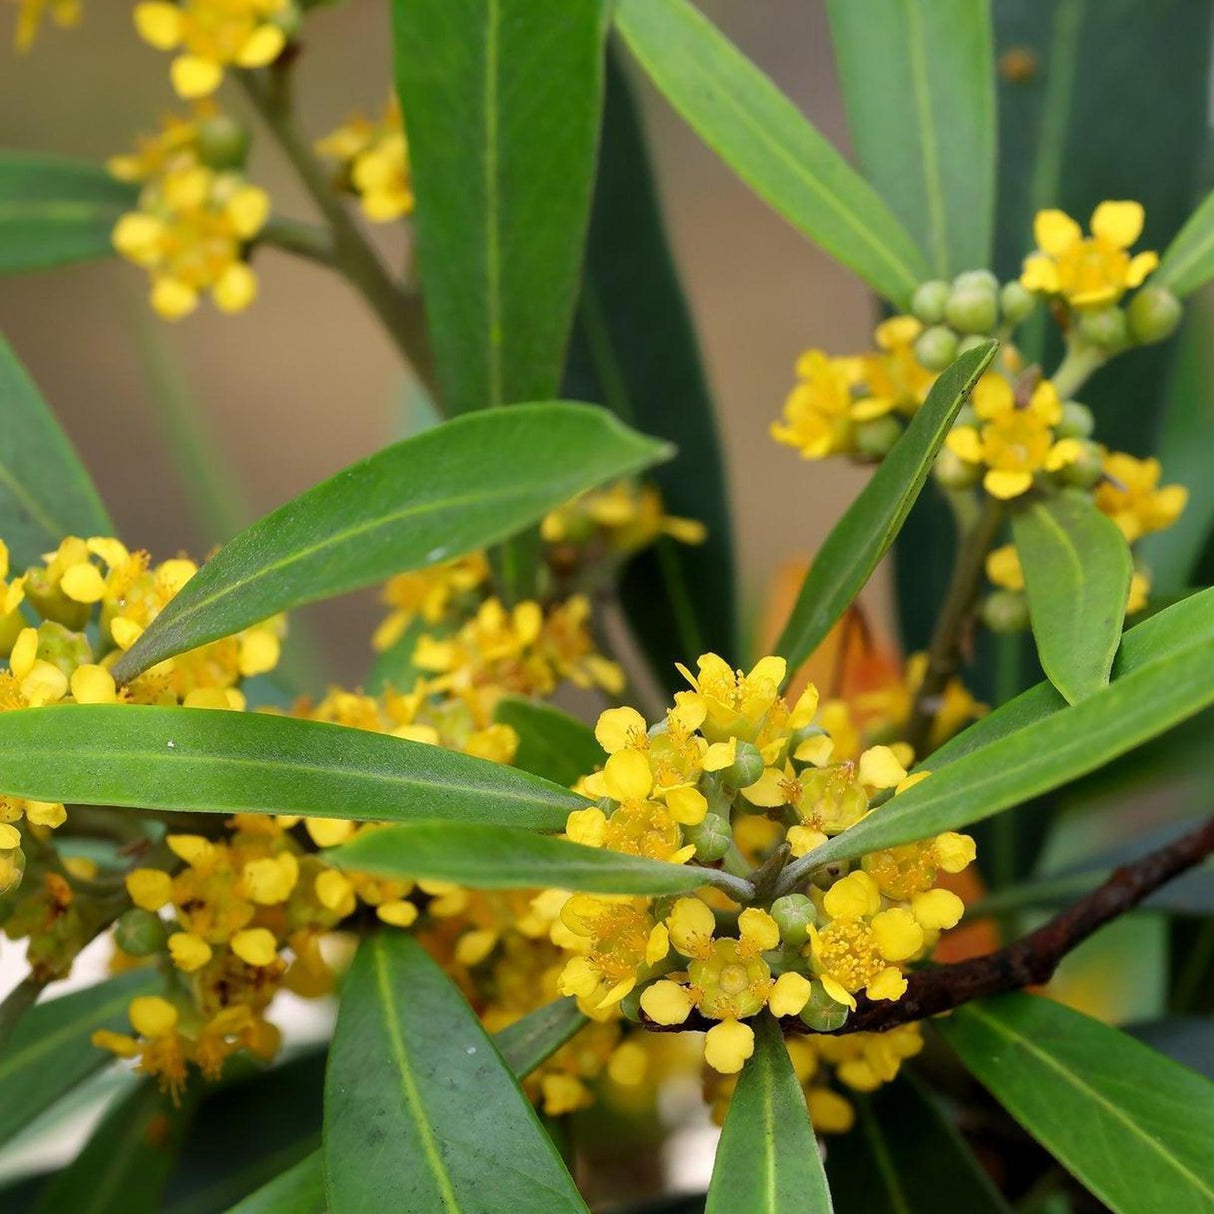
[[810, 859, 851, 891], [799, 980, 851, 1032], [952, 269, 1000, 294], [683, 812, 732, 862], [914, 324, 959, 372], [725, 742, 764, 789], [999, 280, 1035, 325], [853, 414, 904, 460], [1060, 439, 1105, 489], [114, 908, 167, 957], [1077, 305, 1128, 350], [35, 621, 92, 676], [946, 286, 999, 335], [981, 590, 1030, 633], [770, 894, 817, 947], [1127, 286, 1183, 345], [910, 280, 951, 325], [196, 114, 251, 171], [1056, 400, 1095, 439], [270, 1, 302, 38], [933, 446, 982, 491]]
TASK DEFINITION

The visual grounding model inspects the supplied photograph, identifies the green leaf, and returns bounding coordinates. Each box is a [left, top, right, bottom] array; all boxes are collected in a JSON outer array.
[[825, 0, 996, 276], [1012, 490, 1131, 704], [0, 705, 583, 830], [222, 1154, 324, 1214], [0, 152, 134, 274], [495, 998, 588, 1078], [613, 0, 930, 308], [775, 342, 996, 674], [1154, 189, 1214, 297], [0, 335, 114, 570], [563, 48, 737, 686], [324, 933, 588, 1212], [112, 403, 669, 682], [938, 993, 1214, 1213], [493, 695, 601, 786], [0, 969, 159, 1149], [825, 1076, 1010, 1213], [392, 0, 609, 414], [329, 821, 724, 895], [704, 1015, 832, 1214]]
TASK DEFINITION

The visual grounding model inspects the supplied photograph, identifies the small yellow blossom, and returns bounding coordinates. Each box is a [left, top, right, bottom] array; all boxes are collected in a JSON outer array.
[[541, 482, 706, 553], [317, 96, 413, 222], [1095, 452, 1188, 542], [770, 350, 861, 459]]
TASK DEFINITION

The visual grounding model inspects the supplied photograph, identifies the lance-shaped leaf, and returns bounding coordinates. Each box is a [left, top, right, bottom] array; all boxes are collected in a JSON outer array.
[[112, 403, 668, 682], [938, 994, 1214, 1213], [0, 969, 160, 1149], [324, 933, 588, 1212], [1012, 490, 1131, 705], [393, 0, 609, 414], [775, 342, 996, 675], [329, 821, 734, 896], [493, 695, 602, 786], [0, 336, 114, 570], [0, 152, 134, 274], [223, 1154, 324, 1214], [1154, 189, 1214, 298], [0, 706, 582, 830], [825, 0, 996, 276], [495, 997, 588, 1079], [705, 1015, 832, 1213], [613, 0, 930, 308]]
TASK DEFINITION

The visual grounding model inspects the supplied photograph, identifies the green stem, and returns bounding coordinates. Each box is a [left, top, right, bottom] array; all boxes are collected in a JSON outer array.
[[1050, 339, 1107, 399], [0, 975, 46, 1055], [257, 216, 337, 269]]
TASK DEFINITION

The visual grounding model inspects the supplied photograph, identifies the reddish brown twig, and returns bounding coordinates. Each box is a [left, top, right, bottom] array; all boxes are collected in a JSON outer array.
[[641, 814, 1214, 1038]]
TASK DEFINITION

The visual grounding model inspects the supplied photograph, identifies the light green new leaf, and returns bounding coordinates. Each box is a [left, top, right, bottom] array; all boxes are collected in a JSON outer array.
[[495, 997, 588, 1078], [1012, 490, 1131, 704], [0, 152, 134, 274], [614, 0, 930, 307], [1154, 188, 1214, 298], [223, 1153, 324, 1214], [112, 403, 669, 682], [705, 1015, 832, 1213], [324, 933, 588, 1213], [825, 0, 996, 276], [393, 0, 609, 414], [0, 969, 159, 1149], [0, 336, 114, 570], [493, 695, 602, 786], [775, 342, 996, 674], [0, 705, 582, 830], [938, 994, 1214, 1213]]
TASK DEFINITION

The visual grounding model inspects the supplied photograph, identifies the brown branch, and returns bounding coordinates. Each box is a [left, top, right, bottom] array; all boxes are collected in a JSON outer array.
[[641, 814, 1214, 1038]]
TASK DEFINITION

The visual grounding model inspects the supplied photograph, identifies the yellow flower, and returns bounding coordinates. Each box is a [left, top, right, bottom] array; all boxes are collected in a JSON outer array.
[[677, 653, 786, 744], [541, 482, 706, 553], [317, 96, 413, 222], [556, 894, 666, 1009], [853, 316, 935, 421], [771, 350, 860, 459], [1021, 202, 1159, 308], [1095, 452, 1188, 542], [372, 552, 489, 652]]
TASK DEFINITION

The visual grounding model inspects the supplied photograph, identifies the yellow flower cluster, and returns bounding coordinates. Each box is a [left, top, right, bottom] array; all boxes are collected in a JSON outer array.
[[540, 481, 707, 556], [316, 96, 414, 223]]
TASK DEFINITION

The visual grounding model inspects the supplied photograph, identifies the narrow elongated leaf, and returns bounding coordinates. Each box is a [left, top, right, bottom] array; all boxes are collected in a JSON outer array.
[[938, 994, 1214, 1213], [324, 933, 588, 1212], [775, 342, 996, 674], [614, 0, 930, 307], [329, 821, 721, 895], [223, 1154, 324, 1214], [564, 49, 737, 686], [493, 695, 601, 786], [0, 969, 159, 1149], [0, 152, 134, 274], [1154, 189, 1214, 297], [495, 998, 588, 1078], [113, 404, 669, 682], [0, 706, 582, 829], [705, 1015, 832, 1214], [1012, 491, 1131, 704], [393, 0, 609, 414], [0, 336, 114, 569], [826, 0, 996, 276]]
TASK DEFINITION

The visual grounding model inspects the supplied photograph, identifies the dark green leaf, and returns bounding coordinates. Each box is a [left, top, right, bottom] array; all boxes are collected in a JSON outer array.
[[493, 695, 601, 786], [705, 1015, 831, 1213], [564, 48, 737, 686], [613, 0, 930, 307], [825, 0, 996, 276], [0, 152, 134, 274], [0, 705, 583, 830], [775, 342, 996, 674], [324, 933, 588, 1212], [329, 821, 726, 895], [495, 998, 588, 1079], [221, 1154, 324, 1214], [0, 969, 159, 1149], [393, 0, 609, 414], [0, 335, 114, 569], [1012, 490, 1131, 704], [938, 993, 1214, 1213], [112, 403, 669, 682], [1154, 189, 1214, 298]]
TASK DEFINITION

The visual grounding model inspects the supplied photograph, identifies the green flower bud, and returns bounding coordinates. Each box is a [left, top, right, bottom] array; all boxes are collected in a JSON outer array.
[[799, 980, 850, 1032], [999, 280, 1035, 325], [952, 269, 1000, 294], [1127, 286, 1182, 345], [725, 742, 764, 789], [946, 285, 999, 335], [196, 114, 251, 171], [34, 621, 92, 677], [270, 1, 302, 38], [683, 812, 732, 862], [910, 280, 950, 325], [810, 859, 851, 891], [914, 325, 959, 372], [1056, 400, 1095, 439], [770, 894, 817, 947], [933, 446, 981, 491], [1077, 305, 1128, 350], [854, 414, 904, 460], [981, 590, 1030, 633], [114, 908, 167, 957], [1060, 439, 1105, 489]]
